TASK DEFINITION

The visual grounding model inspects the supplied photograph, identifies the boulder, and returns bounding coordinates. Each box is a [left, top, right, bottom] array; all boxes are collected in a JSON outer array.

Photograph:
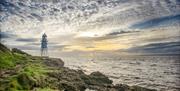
[[44, 58, 64, 67]]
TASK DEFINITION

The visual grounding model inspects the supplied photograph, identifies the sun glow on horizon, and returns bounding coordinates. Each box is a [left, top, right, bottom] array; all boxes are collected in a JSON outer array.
[[63, 40, 130, 52]]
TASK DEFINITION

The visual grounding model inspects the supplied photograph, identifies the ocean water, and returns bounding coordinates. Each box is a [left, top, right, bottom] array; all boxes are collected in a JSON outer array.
[[61, 56, 180, 91]]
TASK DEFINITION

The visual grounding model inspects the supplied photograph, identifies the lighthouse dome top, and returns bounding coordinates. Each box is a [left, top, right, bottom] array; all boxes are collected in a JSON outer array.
[[42, 33, 47, 37]]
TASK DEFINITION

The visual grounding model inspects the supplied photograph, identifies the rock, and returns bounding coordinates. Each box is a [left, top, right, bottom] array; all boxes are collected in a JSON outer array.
[[47, 67, 87, 91], [46, 66, 157, 91], [44, 58, 64, 67], [84, 71, 113, 86], [113, 84, 131, 91]]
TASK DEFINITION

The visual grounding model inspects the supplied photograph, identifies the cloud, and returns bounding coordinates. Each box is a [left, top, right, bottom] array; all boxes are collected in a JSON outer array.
[[30, 13, 43, 21], [0, 32, 16, 39], [106, 30, 139, 36], [9, 42, 69, 51], [0, 0, 20, 11], [127, 42, 180, 54], [74, 29, 138, 42], [9, 45, 39, 51], [73, 29, 180, 52], [48, 44, 69, 51], [16, 38, 38, 42], [130, 14, 180, 29], [25, 41, 70, 51]]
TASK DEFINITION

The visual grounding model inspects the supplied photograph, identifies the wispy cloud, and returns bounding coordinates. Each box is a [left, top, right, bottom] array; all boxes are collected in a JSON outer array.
[[106, 30, 139, 36], [16, 38, 37, 42], [130, 14, 180, 29], [0, 32, 17, 39], [126, 42, 180, 54]]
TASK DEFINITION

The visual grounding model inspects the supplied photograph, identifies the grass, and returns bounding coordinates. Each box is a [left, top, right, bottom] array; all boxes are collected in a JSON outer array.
[[0, 59, 49, 91], [0, 43, 27, 69], [0, 53, 27, 69], [0, 50, 16, 68], [0, 43, 49, 91]]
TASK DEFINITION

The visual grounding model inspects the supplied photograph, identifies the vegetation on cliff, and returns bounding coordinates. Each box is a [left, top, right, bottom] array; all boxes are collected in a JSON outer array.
[[0, 43, 27, 69]]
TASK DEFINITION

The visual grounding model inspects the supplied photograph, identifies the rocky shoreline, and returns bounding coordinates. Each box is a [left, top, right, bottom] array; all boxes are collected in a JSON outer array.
[[0, 43, 156, 91], [40, 57, 157, 91]]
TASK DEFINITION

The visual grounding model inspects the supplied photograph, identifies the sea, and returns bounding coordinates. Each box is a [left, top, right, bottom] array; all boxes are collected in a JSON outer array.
[[60, 55, 180, 91]]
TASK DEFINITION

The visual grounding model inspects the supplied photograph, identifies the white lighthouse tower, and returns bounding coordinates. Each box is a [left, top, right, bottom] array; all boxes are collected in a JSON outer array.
[[41, 33, 48, 57]]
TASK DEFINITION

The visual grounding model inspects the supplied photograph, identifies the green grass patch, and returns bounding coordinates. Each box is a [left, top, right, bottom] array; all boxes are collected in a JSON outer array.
[[0, 51, 16, 68], [23, 63, 47, 78], [0, 63, 49, 91], [0, 43, 29, 69], [0, 43, 57, 90]]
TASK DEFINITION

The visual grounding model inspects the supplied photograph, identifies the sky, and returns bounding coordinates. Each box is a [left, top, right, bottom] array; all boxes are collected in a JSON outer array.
[[0, 0, 180, 57]]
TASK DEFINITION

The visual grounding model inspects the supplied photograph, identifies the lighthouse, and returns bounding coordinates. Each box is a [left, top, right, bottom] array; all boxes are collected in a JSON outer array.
[[41, 33, 48, 57]]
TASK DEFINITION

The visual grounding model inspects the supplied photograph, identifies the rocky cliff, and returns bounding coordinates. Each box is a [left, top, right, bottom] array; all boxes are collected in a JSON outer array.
[[0, 43, 156, 91]]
